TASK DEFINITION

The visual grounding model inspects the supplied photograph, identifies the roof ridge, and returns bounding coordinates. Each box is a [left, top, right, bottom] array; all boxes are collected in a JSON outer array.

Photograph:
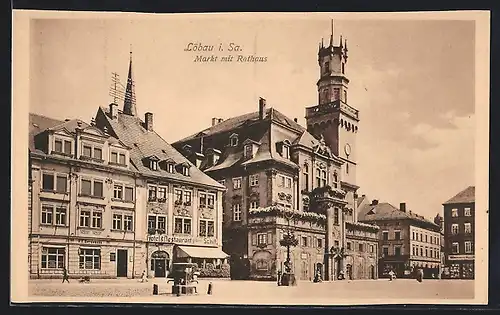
[[29, 112, 65, 123]]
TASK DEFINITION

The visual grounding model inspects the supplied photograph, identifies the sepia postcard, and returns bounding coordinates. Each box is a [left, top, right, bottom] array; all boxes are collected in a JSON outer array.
[[11, 10, 490, 305]]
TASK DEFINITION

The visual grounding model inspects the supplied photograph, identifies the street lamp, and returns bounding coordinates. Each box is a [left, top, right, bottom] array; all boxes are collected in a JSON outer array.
[[279, 209, 298, 286]]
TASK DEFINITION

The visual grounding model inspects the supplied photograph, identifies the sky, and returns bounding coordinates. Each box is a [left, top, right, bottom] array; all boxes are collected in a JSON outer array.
[[28, 15, 476, 221]]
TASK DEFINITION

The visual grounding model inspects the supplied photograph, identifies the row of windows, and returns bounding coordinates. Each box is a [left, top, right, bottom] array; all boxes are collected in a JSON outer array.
[[451, 207, 472, 217], [147, 215, 215, 237], [382, 245, 402, 256], [149, 159, 190, 176], [41, 205, 134, 232], [40, 247, 101, 270], [303, 164, 339, 191], [149, 185, 211, 207], [450, 241, 474, 254], [411, 231, 440, 245], [41, 172, 134, 202], [53, 137, 128, 167], [411, 245, 440, 259], [450, 223, 473, 234], [382, 230, 401, 241], [347, 241, 375, 253]]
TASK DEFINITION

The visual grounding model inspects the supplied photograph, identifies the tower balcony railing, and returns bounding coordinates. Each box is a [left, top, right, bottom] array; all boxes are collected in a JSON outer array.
[[305, 100, 359, 120]]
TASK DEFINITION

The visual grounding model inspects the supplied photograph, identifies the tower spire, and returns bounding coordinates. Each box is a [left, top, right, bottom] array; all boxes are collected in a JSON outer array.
[[330, 19, 334, 46], [123, 47, 137, 116]]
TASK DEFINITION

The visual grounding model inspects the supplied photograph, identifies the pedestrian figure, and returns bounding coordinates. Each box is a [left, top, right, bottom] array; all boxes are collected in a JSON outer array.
[[416, 268, 423, 282], [388, 270, 395, 281], [277, 270, 282, 286], [62, 267, 69, 283], [141, 270, 148, 283]]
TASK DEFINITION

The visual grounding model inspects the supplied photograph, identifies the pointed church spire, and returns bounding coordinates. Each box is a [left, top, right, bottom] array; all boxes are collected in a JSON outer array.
[[123, 47, 137, 116], [330, 19, 334, 46]]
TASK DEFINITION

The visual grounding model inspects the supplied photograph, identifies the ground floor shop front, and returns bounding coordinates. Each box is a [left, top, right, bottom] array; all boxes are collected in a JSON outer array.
[[29, 236, 229, 279], [29, 236, 144, 279], [380, 259, 441, 279], [145, 242, 229, 278], [444, 259, 474, 279], [248, 249, 377, 282]]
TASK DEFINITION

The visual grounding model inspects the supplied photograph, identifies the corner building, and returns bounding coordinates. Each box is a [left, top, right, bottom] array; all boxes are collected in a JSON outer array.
[[28, 114, 141, 279], [442, 186, 475, 279], [28, 53, 228, 279], [173, 30, 379, 281], [359, 200, 441, 279]]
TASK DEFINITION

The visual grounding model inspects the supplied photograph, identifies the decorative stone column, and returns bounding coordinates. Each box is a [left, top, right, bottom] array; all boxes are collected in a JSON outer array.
[[309, 186, 348, 281]]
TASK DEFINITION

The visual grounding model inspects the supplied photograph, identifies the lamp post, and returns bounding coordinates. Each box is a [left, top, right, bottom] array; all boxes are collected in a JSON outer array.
[[279, 209, 298, 286]]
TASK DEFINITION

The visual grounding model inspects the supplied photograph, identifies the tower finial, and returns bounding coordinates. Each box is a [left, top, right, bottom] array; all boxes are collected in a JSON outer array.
[[321, 37, 324, 47], [123, 46, 137, 116], [330, 19, 334, 46], [340, 35, 343, 48]]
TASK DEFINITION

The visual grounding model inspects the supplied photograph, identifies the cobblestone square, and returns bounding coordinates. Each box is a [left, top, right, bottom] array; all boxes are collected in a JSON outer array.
[[28, 278, 474, 305]]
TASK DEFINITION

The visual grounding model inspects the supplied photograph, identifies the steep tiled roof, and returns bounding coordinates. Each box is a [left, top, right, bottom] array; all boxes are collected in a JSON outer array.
[[443, 186, 475, 205], [96, 107, 225, 189], [176, 107, 305, 143], [358, 202, 438, 228], [29, 113, 65, 151]]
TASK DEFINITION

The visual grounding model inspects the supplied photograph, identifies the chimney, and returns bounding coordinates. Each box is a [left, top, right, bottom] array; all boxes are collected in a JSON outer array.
[[259, 97, 267, 120], [400, 202, 406, 212], [294, 118, 298, 123], [145, 112, 153, 131], [362, 194, 366, 197], [218, 118, 224, 123], [109, 103, 118, 119], [212, 118, 218, 126], [371, 199, 378, 206]]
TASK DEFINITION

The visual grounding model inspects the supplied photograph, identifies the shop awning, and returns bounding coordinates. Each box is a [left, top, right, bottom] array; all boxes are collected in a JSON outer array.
[[177, 246, 229, 259]]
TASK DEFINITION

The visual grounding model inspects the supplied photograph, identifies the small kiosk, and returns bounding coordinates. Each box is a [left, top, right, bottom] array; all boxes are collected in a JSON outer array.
[[167, 262, 199, 295]]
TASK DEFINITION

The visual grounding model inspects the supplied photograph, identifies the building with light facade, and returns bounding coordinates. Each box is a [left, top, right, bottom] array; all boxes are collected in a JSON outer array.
[[173, 28, 379, 281]]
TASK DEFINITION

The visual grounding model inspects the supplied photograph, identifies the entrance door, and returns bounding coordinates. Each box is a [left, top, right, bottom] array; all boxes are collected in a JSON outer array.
[[301, 261, 308, 280], [154, 259, 166, 277], [117, 249, 128, 277], [151, 251, 169, 278]]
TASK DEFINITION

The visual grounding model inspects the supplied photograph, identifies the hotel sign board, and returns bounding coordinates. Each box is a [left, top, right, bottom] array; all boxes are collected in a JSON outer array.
[[147, 234, 217, 246], [448, 254, 474, 261]]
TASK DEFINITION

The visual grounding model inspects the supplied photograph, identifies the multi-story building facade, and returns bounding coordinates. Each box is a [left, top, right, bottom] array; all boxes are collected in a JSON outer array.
[[173, 29, 379, 281], [29, 114, 141, 279], [442, 186, 475, 279], [359, 200, 441, 279], [29, 53, 228, 279]]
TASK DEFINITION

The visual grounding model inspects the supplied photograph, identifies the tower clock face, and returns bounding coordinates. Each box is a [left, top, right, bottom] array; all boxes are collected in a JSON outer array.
[[344, 143, 351, 156]]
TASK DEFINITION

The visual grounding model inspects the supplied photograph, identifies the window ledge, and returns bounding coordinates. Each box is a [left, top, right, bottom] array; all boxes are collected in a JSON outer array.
[[109, 162, 128, 167], [40, 223, 69, 227], [112, 198, 134, 204], [78, 227, 105, 231], [51, 151, 73, 158], [110, 229, 134, 233], [173, 233, 192, 236], [41, 189, 69, 195], [79, 194, 105, 200]]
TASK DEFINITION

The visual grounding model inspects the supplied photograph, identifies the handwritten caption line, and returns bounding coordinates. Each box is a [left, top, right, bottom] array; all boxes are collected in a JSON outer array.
[[183, 42, 269, 63]]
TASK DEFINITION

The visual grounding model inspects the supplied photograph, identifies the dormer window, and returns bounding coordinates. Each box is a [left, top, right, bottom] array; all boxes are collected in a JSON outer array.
[[205, 148, 221, 167], [182, 166, 190, 176], [244, 144, 252, 159], [167, 163, 175, 173], [150, 160, 158, 171], [53, 138, 72, 156], [111, 151, 127, 166], [277, 140, 291, 159], [229, 133, 239, 147]]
